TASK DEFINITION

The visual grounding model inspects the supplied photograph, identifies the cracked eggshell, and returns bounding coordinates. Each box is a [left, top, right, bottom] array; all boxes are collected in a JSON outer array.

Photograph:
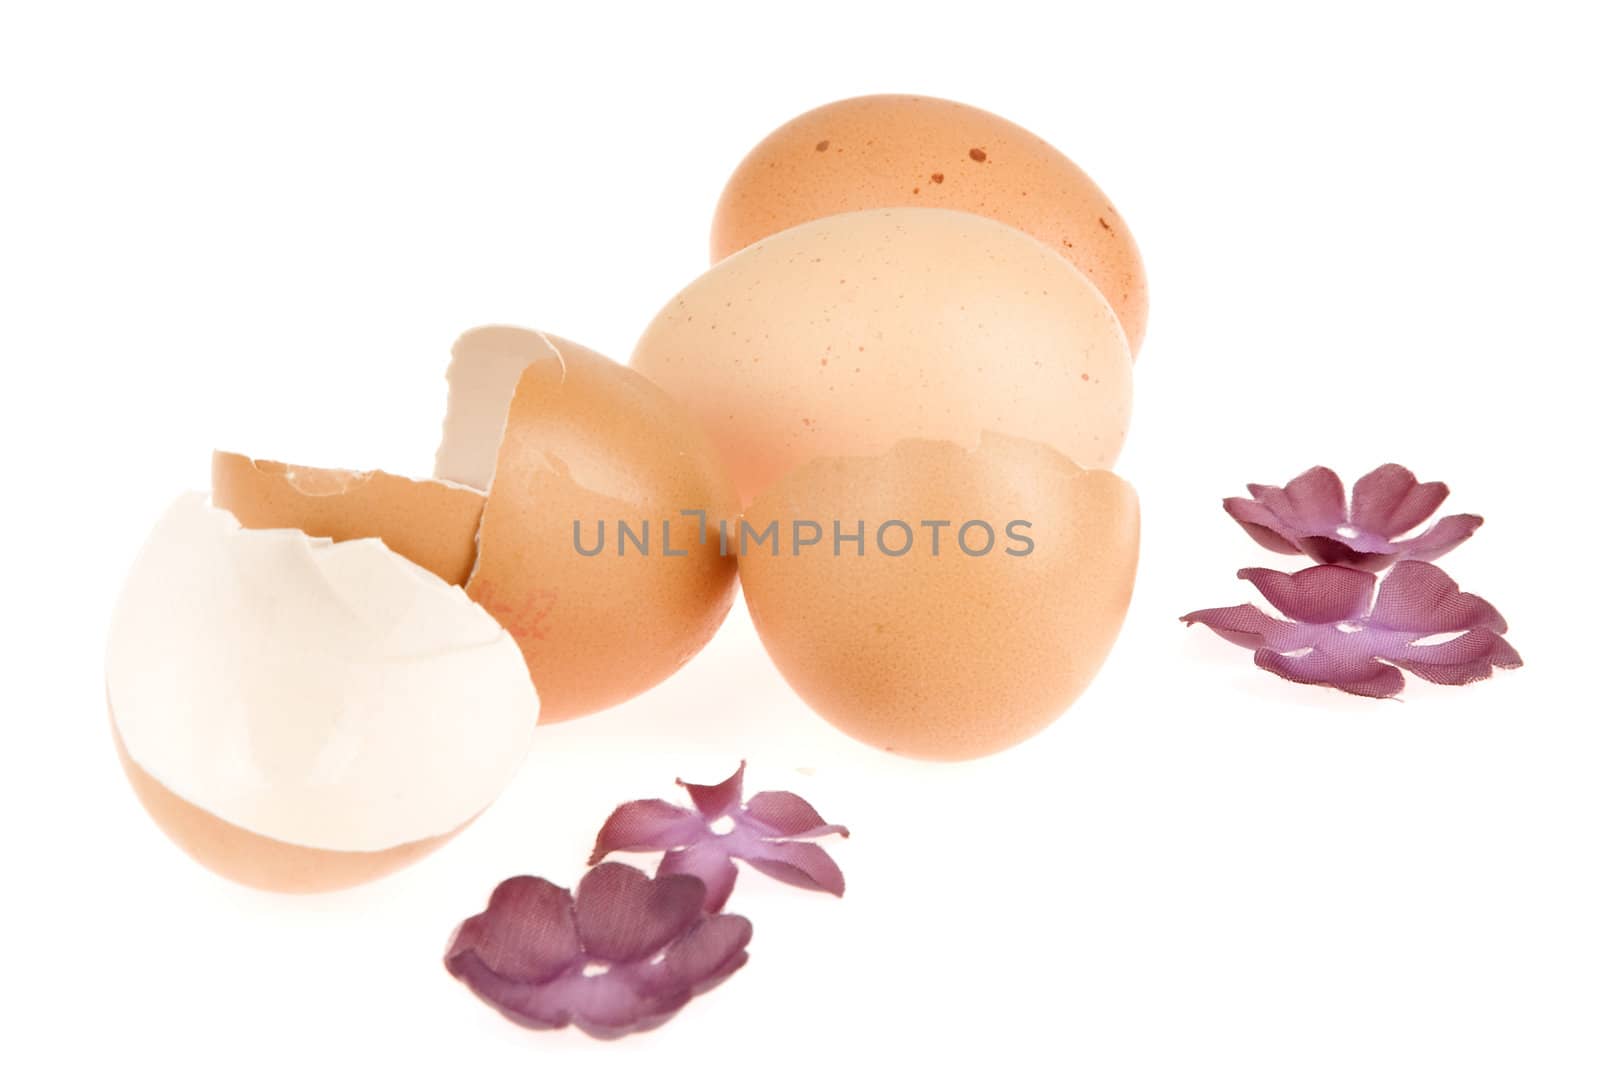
[[441, 326, 740, 723], [211, 450, 485, 585], [711, 94, 1148, 356], [632, 208, 1133, 506], [737, 435, 1139, 761], [105, 493, 540, 892]]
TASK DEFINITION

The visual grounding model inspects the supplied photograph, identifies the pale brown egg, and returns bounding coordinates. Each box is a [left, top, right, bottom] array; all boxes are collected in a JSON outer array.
[[633, 208, 1133, 506], [445, 327, 741, 722], [212, 450, 484, 585], [711, 94, 1148, 355], [737, 434, 1139, 761]]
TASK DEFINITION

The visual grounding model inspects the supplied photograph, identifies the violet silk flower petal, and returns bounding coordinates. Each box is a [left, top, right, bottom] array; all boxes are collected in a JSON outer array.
[[1180, 561, 1522, 698], [1223, 463, 1483, 572], [590, 762, 849, 912], [445, 863, 752, 1040]]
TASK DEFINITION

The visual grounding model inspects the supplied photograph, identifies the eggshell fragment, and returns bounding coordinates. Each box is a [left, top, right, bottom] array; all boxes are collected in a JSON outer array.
[[110, 718, 458, 893], [633, 208, 1133, 505], [106, 493, 539, 880], [711, 93, 1149, 355], [212, 451, 484, 585], [434, 326, 565, 491], [737, 435, 1139, 761], [447, 327, 740, 722]]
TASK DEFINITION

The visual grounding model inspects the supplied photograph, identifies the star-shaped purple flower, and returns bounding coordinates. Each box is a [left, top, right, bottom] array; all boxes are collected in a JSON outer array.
[[445, 863, 752, 1040], [590, 762, 849, 913], [1224, 463, 1482, 572], [1181, 560, 1522, 698]]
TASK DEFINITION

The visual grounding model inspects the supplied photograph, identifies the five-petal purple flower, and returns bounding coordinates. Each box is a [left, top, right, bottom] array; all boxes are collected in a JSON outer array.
[[445, 863, 752, 1040], [1224, 463, 1482, 572], [590, 762, 849, 912], [1181, 561, 1522, 698]]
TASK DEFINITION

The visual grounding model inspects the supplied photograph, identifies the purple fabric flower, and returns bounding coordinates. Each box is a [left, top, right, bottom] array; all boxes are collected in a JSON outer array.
[[1180, 561, 1522, 698], [590, 762, 849, 912], [445, 863, 752, 1040], [1224, 464, 1482, 572]]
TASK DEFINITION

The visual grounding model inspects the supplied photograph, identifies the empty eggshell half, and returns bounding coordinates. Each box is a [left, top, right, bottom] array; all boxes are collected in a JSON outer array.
[[109, 722, 460, 894], [737, 434, 1139, 761], [711, 94, 1149, 356], [441, 326, 740, 722], [632, 208, 1133, 506], [212, 450, 485, 585], [106, 493, 540, 890]]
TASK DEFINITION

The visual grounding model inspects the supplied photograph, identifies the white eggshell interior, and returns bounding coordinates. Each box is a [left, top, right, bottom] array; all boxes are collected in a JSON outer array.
[[106, 492, 540, 852], [433, 325, 561, 490]]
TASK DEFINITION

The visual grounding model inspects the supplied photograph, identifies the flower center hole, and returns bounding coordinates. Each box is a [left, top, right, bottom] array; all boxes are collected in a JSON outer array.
[[1336, 525, 1360, 539], [709, 815, 736, 836], [582, 961, 611, 978], [1335, 622, 1363, 633]]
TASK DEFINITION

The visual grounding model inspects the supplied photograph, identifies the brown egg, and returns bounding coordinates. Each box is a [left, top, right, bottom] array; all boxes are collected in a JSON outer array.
[[111, 712, 458, 894], [634, 208, 1133, 506], [448, 327, 741, 722], [712, 94, 1148, 355], [212, 451, 484, 585], [737, 434, 1139, 761]]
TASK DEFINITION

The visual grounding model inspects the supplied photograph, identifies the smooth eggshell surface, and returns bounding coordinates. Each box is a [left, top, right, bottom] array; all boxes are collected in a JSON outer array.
[[633, 208, 1133, 506], [711, 94, 1148, 355], [456, 327, 741, 722], [738, 434, 1139, 760]]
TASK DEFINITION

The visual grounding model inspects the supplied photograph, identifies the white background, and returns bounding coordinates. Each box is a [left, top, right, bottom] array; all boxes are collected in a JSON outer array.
[[3, 2, 1596, 1063]]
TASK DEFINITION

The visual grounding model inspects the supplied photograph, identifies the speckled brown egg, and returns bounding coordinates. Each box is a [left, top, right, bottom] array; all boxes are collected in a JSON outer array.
[[737, 434, 1139, 761], [711, 94, 1148, 355], [633, 207, 1133, 506]]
